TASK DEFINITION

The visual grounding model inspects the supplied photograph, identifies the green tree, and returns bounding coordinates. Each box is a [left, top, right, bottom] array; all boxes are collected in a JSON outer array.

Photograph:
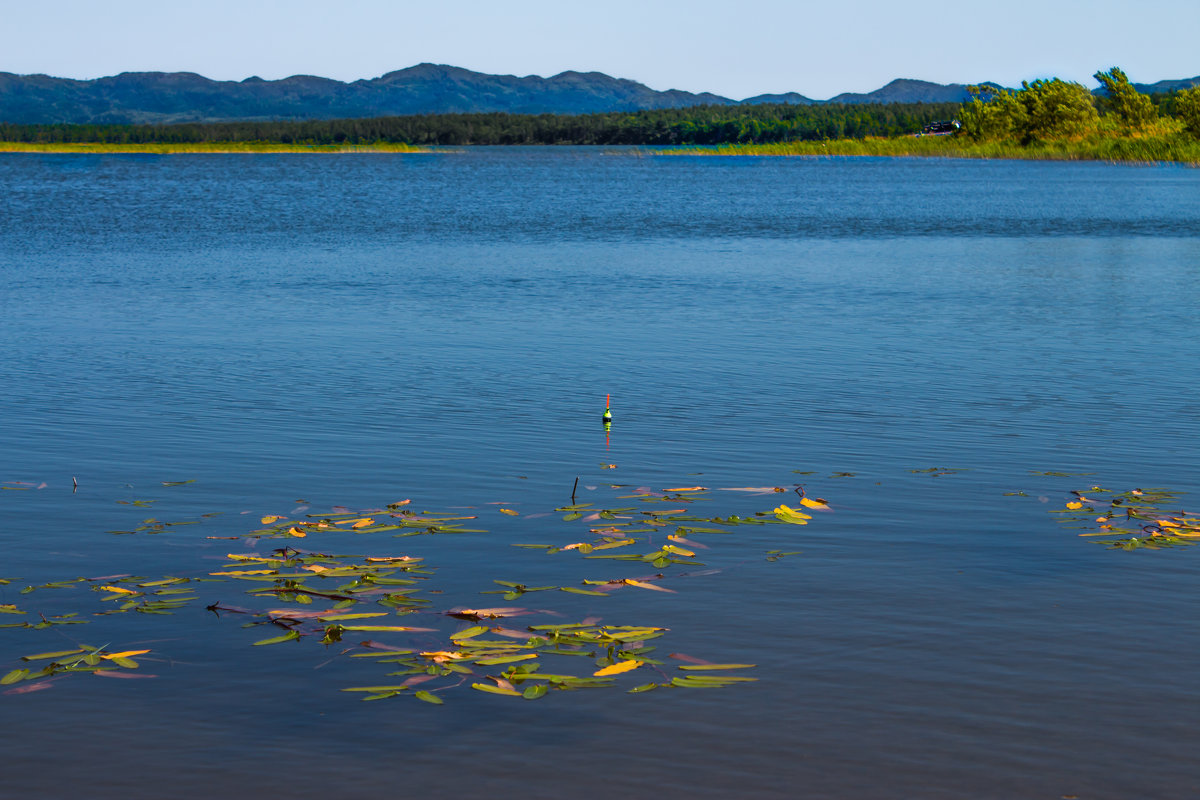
[[1094, 67, 1156, 129], [1017, 79, 1100, 141], [1174, 86, 1200, 138], [958, 85, 1028, 140]]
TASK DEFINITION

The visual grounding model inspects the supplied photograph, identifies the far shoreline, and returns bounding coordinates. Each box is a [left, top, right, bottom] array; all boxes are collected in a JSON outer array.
[[1, 138, 1197, 164], [0, 142, 427, 154]]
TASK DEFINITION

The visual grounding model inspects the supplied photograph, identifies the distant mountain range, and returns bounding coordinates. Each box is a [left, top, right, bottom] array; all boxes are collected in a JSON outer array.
[[1, 64, 1197, 125]]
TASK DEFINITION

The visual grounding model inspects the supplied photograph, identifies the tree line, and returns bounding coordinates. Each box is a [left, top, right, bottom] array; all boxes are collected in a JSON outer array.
[[0, 102, 961, 146]]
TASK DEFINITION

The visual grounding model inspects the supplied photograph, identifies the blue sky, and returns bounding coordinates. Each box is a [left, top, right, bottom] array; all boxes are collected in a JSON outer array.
[[3, 0, 1197, 99]]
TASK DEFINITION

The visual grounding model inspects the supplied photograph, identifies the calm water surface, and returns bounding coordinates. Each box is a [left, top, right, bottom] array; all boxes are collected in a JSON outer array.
[[1, 149, 1199, 799]]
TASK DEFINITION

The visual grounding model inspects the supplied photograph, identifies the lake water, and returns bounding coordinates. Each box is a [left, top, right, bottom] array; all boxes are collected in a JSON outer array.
[[1, 148, 1199, 799]]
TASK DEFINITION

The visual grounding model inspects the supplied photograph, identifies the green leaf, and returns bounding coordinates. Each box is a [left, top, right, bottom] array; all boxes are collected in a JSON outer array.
[[450, 625, 489, 640], [522, 684, 549, 700], [21, 649, 84, 662], [471, 682, 521, 696], [253, 630, 300, 646], [475, 654, 538, 666], [679, 664, 757, 671], [1, 669, 30, 685], [414, 690, 444, 705]]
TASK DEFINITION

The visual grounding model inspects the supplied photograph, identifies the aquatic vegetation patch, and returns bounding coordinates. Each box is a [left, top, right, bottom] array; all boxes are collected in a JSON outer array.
[[0, 479, 830, 704], [1047, 486, 1197, 549]]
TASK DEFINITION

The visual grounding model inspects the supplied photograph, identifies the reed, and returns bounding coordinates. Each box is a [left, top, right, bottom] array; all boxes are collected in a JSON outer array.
[[0, 141, 427, 154], [655, 131, 1200, 164]]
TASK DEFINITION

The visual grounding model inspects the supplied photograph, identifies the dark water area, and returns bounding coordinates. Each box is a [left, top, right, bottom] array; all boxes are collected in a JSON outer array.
[[1, 149, 1198, 798]]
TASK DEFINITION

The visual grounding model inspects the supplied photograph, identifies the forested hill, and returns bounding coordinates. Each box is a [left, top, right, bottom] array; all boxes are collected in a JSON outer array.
[[0, 64, 980, 124], [4, 64, 1195, 126]]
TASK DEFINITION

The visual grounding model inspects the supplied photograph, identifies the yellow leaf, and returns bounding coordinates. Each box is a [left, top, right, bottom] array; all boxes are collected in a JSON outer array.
[[351, 518, 376, 529], [209, 569, 275, 576], [499, 509, 520, 516], [1157, 520, 1180, 528], [225, 553, 273, 562], [594, 660, 643, 677], [302, 564, 330, 573], [261, 515, 284, 525], [623, 579, 676, 593], [665, 486, 707, 492], [1065, 502, 1083, 510], [286, 527, 308, 538], [97, 585, 139, 595], [773, 505, 811, 524], [798, 497, 830, 510], [102, 650, 150, 660]]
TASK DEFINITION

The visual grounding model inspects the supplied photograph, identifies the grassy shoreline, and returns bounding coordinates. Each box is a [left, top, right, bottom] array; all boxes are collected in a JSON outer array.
[[0, 141, 427, 154], [2, 137, 1198, 163], [653, 134, 1200, 164]]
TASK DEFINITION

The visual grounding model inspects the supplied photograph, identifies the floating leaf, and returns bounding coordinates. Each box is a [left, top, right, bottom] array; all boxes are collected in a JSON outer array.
[[414, 690, 444, 704], [253, 630, 300, 646], [340, 625, 434, 632], [471, 682, 521, 696], [450, 626, 490, 640], [499, 509, 520, 516], [102, 650, 151, 660], [475, 654, 538, 666], [560, 586, 609, 596], [623, 579, 675, 593], [679, 664, 757, 671], [594, 660, 643, 677], [773, 505, 812, 525], [450, 608, 527, 620], [522, 684, 549, 700], [2, 669, 30, 685], [21, 649, 85, 662]]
